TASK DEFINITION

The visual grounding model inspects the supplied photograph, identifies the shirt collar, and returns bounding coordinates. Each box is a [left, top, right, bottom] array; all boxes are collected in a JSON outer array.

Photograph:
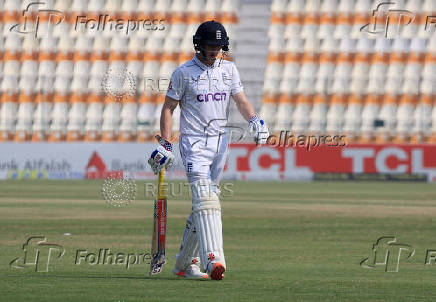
[[193, 54, 218, 70]]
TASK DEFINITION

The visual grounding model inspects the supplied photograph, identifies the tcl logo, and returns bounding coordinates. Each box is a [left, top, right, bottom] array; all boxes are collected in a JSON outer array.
[[225, 144, 436, 180], [342, 147, 436, 174]]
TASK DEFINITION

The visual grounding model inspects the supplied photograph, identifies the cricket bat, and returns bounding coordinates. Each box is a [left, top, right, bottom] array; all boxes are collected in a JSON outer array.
[[149, 167, 167, 275]]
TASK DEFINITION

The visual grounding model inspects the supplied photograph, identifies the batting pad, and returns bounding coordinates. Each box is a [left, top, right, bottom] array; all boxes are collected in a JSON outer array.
[[174, 213, 200, 271], [191, 179, 226, 271]]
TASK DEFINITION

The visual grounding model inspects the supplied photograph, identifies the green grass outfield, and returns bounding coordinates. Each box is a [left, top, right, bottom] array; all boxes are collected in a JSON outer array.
[[1, 180, 436, 302]]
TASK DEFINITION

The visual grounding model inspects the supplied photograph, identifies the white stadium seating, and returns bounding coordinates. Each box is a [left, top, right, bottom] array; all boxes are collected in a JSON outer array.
[[0, 0, 434, 144], [260, 0, 435, 143], [0, 0, 239, 142]]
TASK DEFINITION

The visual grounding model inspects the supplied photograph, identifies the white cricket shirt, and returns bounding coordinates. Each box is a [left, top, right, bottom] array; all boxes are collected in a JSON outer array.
[[166, 54, 244, 136]]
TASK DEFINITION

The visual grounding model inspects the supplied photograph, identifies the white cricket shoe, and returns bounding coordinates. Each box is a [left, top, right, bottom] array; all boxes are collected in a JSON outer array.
[[173, 264, 209, 280]]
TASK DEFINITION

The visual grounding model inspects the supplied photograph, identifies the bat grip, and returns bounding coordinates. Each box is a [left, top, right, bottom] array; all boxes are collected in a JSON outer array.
[[158, 167, 165, 199]]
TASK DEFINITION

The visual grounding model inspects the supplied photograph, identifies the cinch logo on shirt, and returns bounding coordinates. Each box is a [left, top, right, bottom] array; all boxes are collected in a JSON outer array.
[[196, 92, 227, 102]]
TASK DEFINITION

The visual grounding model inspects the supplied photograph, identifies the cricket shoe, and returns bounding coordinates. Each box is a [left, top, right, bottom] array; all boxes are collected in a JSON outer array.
[[207, 262, 225, 280], [173, 264, 209, 280]]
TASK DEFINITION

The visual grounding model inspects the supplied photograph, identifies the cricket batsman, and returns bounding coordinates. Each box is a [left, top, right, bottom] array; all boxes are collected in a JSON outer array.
[[148, 20, 269, 280]]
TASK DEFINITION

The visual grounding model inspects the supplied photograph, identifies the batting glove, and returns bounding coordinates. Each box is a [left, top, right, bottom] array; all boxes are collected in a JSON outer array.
[[148, 135, 175, 175], [249, 114, 269, 145]]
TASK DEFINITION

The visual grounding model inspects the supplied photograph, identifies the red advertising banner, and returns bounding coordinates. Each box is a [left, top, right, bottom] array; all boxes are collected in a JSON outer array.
[[226, 144, 436, 181], [1, 143, 435, 181]]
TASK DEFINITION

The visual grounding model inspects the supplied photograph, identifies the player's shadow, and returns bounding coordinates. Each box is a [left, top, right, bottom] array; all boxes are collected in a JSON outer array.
[[5, 274, 206, 281]]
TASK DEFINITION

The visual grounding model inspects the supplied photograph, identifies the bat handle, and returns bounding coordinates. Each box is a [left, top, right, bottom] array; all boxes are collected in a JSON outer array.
[[158, 167, 165, 199]]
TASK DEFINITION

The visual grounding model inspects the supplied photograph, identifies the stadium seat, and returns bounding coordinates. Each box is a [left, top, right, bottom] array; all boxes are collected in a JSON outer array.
[[137, 86, 156, 142], [352, 38, 373, 80], [0, 76, 18, 141], [204, 0, 221, 21], [422, 55, 435, 81], [309, 93, 328, 136], [20, 37, 38, 81], [277, 78, 297, 131], [284, 0, 304, 38], [67, 77, 88, 141], [119, 96, 138, 142], [265, 38, 285, 83], [268, 0, 286, 39], [3, 36, 21, 78], [335, 38, 355, 80], [56, 36, 74, 78], [151, 95, 164, 135], [351, 0, 371, 39], [84, 94, 103, 142], [387, 38, 408, 80], [334, 0, 354, 39], [360, 71, 384, 142], [319, 0, 337, 38], [260, 76, 280, 134], [375, 78, 402, 143], [368, 38, 390, 80], [106, 0, 122, 15], [2, 0, 20, 38], [283, 55, 300, 81], [359, 98, 379, 143], [52, 0, 70, 37], [343, 92, 364, 142], [32, 83, 53, 142], [412, 79, 434, 142], [412, 101, 433, 143], [221, 0, 239, 25], [101, 94, 121, 142], [418, 1, 435, 38], [169, 8, 188, 39], [326, 78, 348, 136], [429, 99, 436, 143], [121, 0, 138, 18], [285, 37, 304, 56], [126, 36, 145, 78], [291, 78, 313, 136], [49, 77, 70, 141], [39, 37, 58, 80], [180, 35, 195, 64], [299, 38, 319, 80], [401, 0, 422, 38], [300, 12, 319, 39], [14, 76, 34, 142]]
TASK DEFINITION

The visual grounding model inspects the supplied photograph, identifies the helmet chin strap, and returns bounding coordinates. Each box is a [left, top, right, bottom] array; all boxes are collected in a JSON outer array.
[[197, 45, 229, 67]]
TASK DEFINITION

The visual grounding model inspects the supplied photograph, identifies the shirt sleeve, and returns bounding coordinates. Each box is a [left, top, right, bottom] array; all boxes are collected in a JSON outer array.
[[230, 63, 244, 96], [166, 68, 185, 101]]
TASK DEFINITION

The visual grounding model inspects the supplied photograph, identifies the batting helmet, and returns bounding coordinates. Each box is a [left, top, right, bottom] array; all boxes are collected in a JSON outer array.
[[193, 20, 229, 52]]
